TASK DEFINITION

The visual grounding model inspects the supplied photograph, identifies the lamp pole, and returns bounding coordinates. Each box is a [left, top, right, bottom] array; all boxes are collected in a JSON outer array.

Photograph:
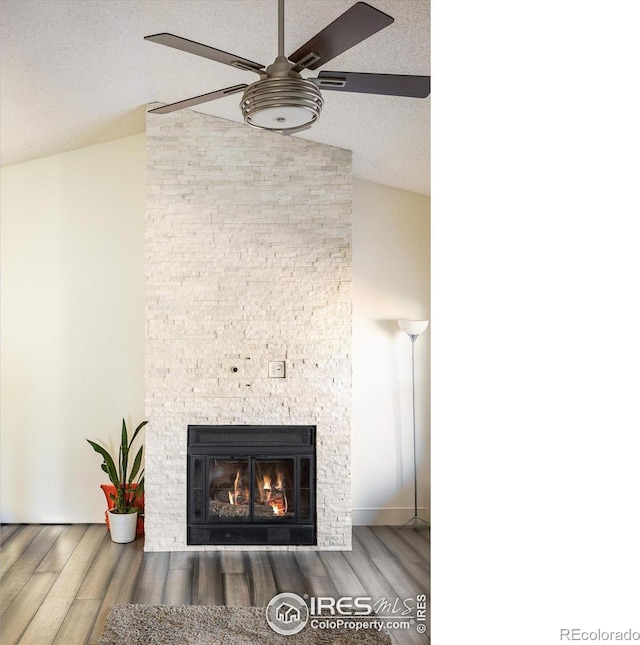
[[398, 320, 429, 529]]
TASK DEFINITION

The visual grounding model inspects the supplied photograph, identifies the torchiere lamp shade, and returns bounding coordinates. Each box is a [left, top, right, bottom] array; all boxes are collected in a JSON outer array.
[[398, 320, 429, 336]]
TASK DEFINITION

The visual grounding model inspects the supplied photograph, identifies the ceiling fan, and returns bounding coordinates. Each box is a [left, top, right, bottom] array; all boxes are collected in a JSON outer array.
[[144, 0, 430, 135]]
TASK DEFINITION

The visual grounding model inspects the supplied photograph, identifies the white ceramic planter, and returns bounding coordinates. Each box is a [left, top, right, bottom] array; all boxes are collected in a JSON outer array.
[[108, 509, 138, 543]]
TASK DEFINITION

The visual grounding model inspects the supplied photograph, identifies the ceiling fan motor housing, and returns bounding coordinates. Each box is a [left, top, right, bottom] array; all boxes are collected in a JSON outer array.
[[240, 56, 323, 133]]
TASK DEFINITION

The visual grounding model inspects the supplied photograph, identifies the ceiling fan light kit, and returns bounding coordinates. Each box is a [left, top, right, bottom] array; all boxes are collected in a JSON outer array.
[[145, 0, 429, 134], [240, 56, 324, 134]]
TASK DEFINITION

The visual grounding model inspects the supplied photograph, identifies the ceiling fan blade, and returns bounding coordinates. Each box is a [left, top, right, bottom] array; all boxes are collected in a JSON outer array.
[[288, 2, 393, 72], [144, 33, 264, 74], [312, 72, 430, 98], [148, 85, 248, 115]]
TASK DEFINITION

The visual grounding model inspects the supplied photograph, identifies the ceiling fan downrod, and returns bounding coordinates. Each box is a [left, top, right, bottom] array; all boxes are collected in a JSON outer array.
[[240, 0, 323, 134], [278, 0, 285, 58]]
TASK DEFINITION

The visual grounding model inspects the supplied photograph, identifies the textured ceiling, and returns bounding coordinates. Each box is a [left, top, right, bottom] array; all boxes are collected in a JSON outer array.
[[0, 0, 429, 195]]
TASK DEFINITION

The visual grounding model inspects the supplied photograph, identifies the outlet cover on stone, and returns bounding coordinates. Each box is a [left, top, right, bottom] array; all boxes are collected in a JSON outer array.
[[268, 361, 286, 378]]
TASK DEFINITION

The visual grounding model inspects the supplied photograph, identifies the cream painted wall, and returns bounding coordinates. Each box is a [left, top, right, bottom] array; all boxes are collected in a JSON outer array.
[[0, 136, 428, 525], [351, 178, 430, 525], [0, 134, 146, 523]]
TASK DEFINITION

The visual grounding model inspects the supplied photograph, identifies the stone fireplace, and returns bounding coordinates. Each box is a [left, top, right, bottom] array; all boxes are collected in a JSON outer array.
[[144, 108, 352, 551]]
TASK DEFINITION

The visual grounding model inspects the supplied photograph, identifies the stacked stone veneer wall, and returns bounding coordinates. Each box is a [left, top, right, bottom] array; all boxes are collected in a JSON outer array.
[[144, 108, 352, 551]]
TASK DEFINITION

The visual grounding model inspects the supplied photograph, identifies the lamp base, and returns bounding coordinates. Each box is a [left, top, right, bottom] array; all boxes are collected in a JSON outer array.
[[399, 515, 430, 529]]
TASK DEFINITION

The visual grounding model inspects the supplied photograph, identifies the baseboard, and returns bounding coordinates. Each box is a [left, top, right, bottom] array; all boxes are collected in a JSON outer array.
[[352, 507, 430, 526]]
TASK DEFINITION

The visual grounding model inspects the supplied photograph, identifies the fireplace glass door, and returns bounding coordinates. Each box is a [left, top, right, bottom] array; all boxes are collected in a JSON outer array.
[[209, 459, 250, 520], [207, 457, 310, 522], [254, 459, 294, 520]]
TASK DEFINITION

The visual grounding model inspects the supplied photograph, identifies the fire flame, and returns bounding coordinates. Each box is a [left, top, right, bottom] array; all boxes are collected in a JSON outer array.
[[262, 471, 287, 516], [229, 470, 248, 506], [226, 468, 288, 516]]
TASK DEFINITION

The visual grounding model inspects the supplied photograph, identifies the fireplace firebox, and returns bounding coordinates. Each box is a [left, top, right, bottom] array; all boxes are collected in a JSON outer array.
[[187, 425, 316, 546]]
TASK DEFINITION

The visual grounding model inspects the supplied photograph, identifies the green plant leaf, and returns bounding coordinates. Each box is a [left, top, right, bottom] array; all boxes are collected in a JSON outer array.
[[130, 420, 148, 446], [116, 484, 126, 513], [120, 419, 128, 482], [118, 445, 123, 483], [121, 418, 128, 449], [87, 439, 119, 487], [129, 446, 143, 484]]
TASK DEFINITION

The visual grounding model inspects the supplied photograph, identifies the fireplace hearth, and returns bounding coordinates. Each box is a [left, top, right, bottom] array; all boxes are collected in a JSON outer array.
[[187, 425, 316, 546]]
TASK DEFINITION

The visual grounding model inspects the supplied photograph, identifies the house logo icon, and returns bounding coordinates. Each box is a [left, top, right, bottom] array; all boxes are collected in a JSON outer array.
[[276, 602, 301, 624], [266, 592, 309, 635]]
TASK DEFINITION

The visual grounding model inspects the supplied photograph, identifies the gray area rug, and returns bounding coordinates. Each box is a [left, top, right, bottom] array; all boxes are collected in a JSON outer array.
[[98, 604, 393, 645]]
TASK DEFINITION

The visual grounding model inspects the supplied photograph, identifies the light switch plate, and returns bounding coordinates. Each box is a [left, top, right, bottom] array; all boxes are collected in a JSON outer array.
[[268, 361, 286, 378]]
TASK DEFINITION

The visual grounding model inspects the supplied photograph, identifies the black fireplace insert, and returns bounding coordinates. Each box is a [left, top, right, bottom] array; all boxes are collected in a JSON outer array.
[[187, 425, 316, 545]]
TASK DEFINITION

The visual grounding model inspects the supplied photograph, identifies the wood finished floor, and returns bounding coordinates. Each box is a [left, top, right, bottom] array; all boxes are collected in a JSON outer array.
[[1, 523, 429, 645]]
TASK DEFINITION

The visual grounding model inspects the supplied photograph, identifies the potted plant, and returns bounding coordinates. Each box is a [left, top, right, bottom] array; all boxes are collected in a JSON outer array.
[[87, 419, 147, 543]]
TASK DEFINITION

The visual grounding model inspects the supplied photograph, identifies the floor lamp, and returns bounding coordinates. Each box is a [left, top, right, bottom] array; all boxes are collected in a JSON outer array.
[[398, 319, 429, 529]]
